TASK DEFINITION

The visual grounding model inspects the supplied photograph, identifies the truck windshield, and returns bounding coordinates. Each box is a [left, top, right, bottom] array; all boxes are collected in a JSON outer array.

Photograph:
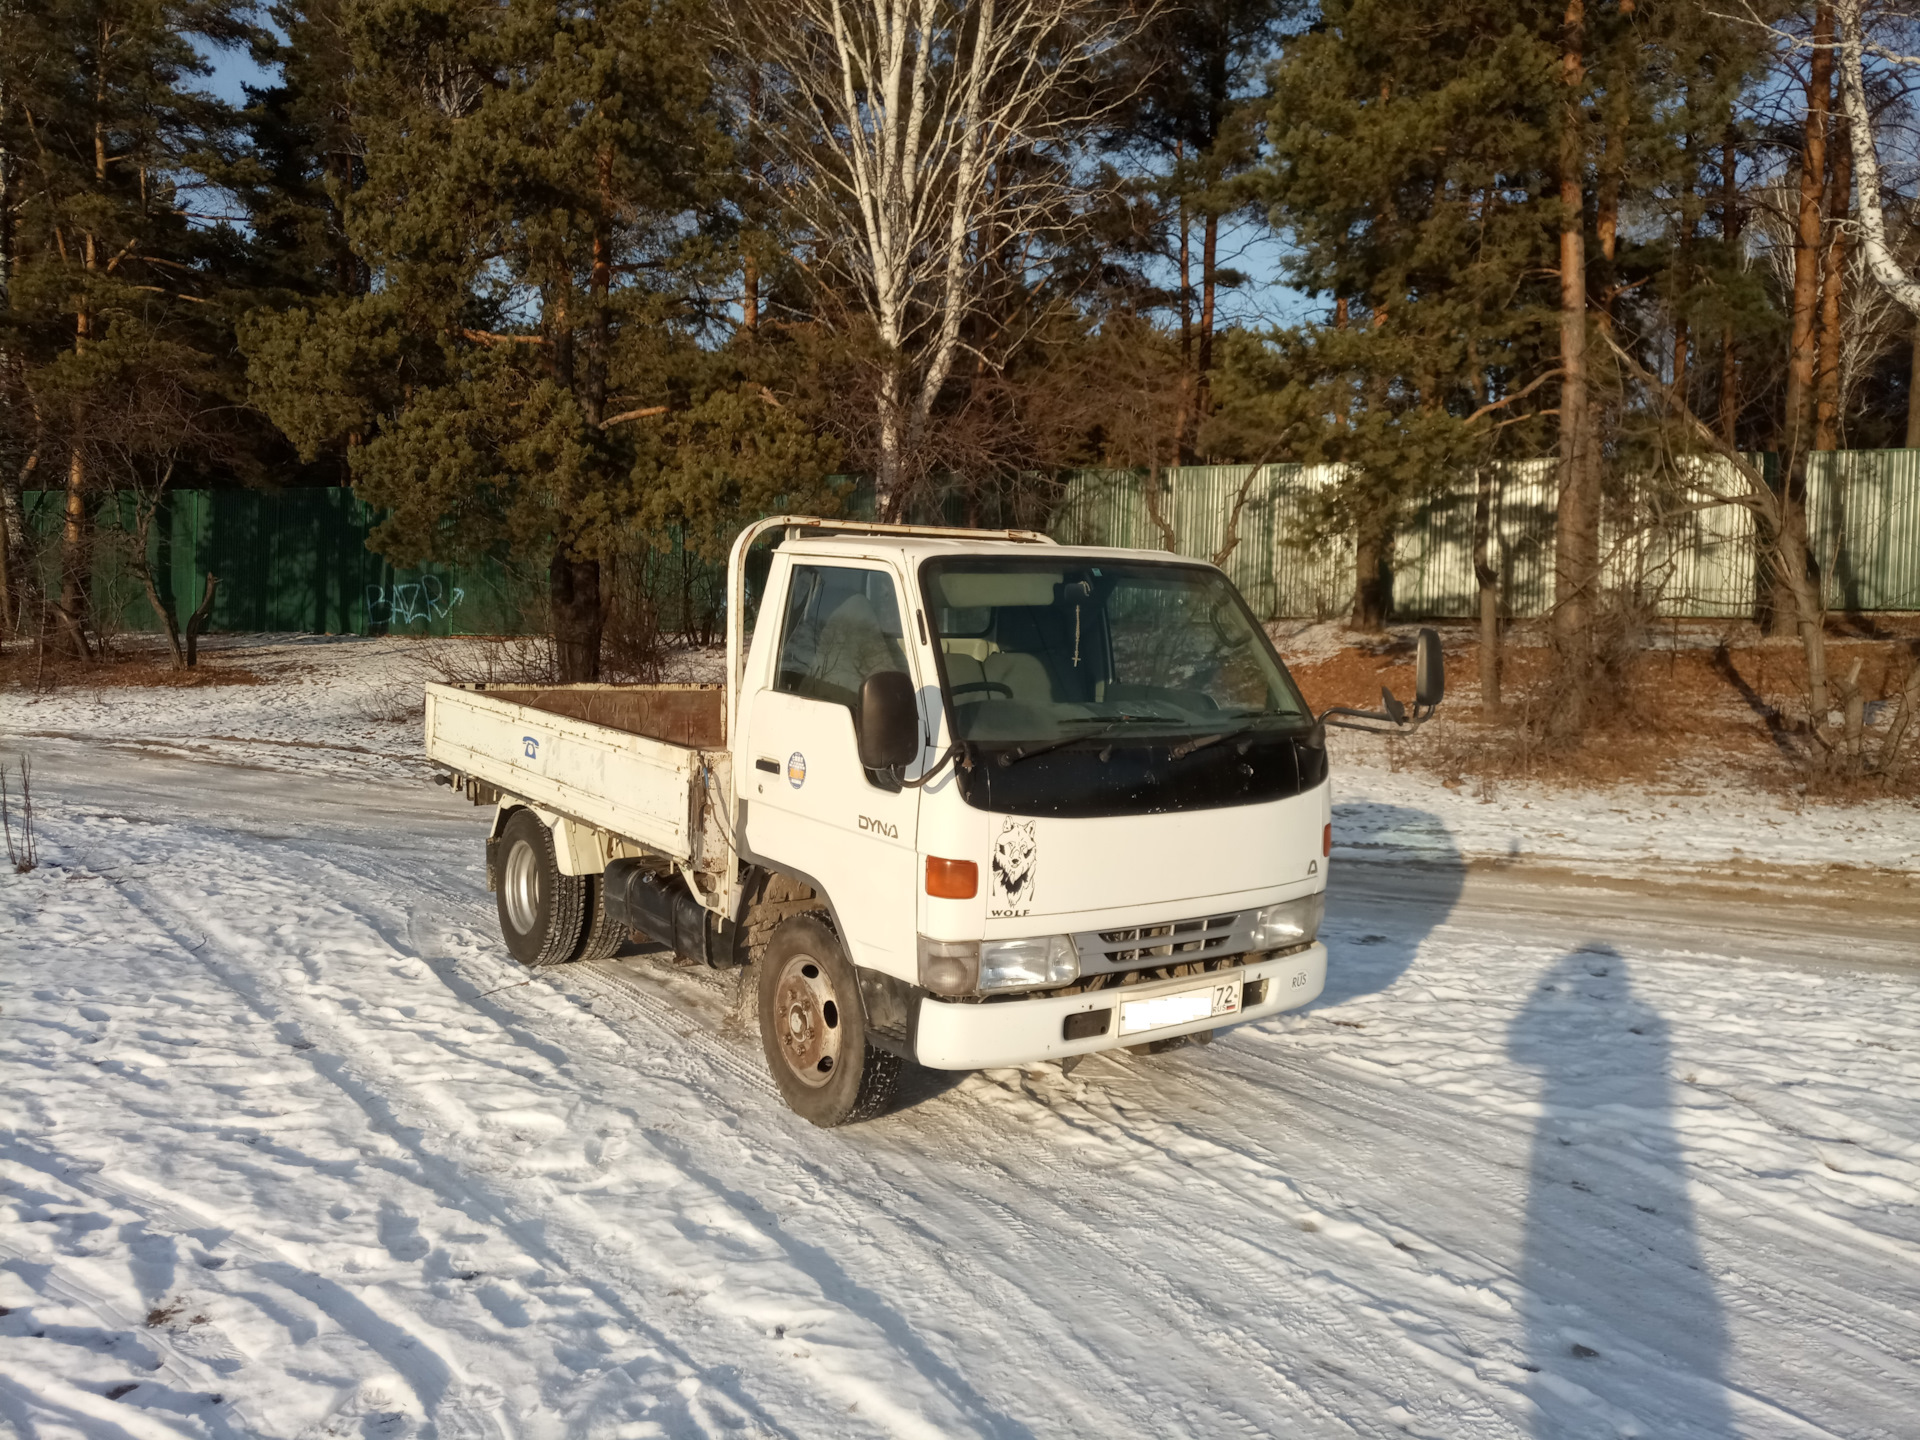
[[919, 556, 1324, 817], [922, 557, 1309, 741]]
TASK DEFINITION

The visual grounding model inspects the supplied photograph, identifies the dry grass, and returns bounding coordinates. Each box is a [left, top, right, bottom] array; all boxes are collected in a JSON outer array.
[[1285, 617, 1920, 800], [0, 644, 265, 691]]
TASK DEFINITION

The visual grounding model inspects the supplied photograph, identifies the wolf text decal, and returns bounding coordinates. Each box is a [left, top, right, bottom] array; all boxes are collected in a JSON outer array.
[[990, 817, 1039, 917]]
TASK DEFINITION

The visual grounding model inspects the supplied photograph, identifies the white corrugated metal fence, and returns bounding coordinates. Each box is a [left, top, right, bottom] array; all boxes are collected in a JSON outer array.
[[1051, 451, 1920, 619]]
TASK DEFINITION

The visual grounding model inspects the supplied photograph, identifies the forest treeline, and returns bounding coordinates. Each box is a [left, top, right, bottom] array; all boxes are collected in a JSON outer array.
[[3, 0, 1919, 725]]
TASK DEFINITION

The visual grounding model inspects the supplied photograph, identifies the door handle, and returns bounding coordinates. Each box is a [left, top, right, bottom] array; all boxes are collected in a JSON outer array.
[[755, 757, 780, 774]]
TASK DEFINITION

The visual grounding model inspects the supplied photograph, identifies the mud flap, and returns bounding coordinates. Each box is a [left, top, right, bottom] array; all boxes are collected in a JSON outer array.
[[856, 968, 923, 1060]]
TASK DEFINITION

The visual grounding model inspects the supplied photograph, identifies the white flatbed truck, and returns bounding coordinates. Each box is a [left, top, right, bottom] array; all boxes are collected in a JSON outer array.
[[424, 516, 1443, 1125]]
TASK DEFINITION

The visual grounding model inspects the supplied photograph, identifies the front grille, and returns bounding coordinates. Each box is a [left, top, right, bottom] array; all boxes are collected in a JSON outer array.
[[1072, 910, 1259, 974]]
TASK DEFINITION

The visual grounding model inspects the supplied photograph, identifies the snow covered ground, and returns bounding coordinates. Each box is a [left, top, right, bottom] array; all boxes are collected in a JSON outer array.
[[3, 637, 1918, 1438]]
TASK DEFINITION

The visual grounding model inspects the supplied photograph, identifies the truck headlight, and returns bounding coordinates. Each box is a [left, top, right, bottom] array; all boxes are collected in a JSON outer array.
[[917, 934, 1080, 995], [917, 937, 980, 996], [1250, 892, 1324, 949], [979, 935, 1079, 992]]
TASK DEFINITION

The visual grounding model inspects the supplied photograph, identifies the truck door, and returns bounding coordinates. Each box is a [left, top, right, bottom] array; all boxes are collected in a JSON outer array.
[[743, 560, 922, 974]]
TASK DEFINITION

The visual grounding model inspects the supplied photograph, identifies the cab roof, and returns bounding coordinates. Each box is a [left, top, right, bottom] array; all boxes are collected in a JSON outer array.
[[780, 530, 1208, 569]]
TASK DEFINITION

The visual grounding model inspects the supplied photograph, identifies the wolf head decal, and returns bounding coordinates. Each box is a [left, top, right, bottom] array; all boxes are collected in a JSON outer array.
[[991, 818, 1038, 910]]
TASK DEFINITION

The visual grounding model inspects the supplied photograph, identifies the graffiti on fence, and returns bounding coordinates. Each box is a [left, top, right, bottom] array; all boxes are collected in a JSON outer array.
[[366, 575, 465, 627]]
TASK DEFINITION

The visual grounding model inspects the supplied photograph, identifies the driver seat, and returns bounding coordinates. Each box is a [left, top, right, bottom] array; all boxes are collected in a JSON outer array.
[[944, 651, 989, 704], [984, 651, 1054, 706]]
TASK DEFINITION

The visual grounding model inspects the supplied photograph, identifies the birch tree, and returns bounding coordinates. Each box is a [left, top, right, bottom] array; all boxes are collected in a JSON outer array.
[[1835, 0, 1920, 314], [720, 0, 1137, 515]]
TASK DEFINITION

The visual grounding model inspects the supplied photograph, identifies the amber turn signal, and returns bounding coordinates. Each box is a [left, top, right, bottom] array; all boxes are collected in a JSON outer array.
[[926, 856, 978, 899], [1323, 823, 1332, 857]]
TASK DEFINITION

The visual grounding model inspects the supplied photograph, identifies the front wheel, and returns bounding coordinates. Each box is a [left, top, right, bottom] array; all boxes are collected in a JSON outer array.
[[495, 808, 586, 967], [757, 916, 900, 1127]]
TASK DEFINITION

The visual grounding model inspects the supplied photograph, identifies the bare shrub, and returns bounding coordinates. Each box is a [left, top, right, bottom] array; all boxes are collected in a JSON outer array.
[[425, 634, 559, 688], [599, 546, 681, 683], [354, 655, 434, 723], [1540, 588, 1659, 743], [2, 757, 38, 873]]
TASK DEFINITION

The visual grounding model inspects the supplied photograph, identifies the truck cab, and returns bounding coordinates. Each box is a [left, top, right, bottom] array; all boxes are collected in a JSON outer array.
[[730, 523, 1332, 1119]]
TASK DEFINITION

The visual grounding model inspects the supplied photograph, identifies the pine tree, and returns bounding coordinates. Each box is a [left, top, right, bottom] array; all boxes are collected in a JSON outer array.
[[0, 0, 264, 654], [1103, 0, 1298, 452], [1255, 0, 1768, 682], [1254, 0, 1563, 630], [235, 0, 368, 307], [244, 0, 838, 679]]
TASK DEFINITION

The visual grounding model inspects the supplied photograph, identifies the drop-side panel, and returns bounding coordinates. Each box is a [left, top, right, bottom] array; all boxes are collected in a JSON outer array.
[[424, 682, 704, 863]]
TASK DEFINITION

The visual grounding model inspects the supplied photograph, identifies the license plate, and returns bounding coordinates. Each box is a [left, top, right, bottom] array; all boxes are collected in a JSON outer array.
[[1119, 981, 1240, 1036]]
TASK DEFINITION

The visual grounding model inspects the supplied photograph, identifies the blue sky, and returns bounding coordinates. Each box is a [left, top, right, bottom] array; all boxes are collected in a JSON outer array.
[[199, 36, 276, 105]]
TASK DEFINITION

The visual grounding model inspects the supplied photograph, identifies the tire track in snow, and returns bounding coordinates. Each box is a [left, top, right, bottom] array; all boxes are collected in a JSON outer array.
[[0, 1153, 259, 1440], [565, 952, 1517, 1435], [79, 822, 1722, 1437], [57, 797, 1055, 1439], [869, 1064, 1525, 1437], [1, 744, 1600, 1439], [119, 804, 1501, 1437], [71, 819, 821, 1440], [8, 854, 513, 1438]]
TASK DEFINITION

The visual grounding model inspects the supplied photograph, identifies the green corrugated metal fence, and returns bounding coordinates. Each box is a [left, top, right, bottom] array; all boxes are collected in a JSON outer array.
[[23, 489, 537, 636], [1807, 449, 1920, 612]]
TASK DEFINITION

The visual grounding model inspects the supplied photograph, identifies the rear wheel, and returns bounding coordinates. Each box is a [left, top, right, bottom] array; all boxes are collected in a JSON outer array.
[[494, 808, 586, 967], [570, 872, 628, 963], [757, 916, 900, 1127]]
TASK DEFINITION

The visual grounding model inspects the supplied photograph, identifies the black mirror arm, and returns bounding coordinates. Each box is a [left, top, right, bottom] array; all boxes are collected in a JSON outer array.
[[1317, 703, 1436, 735], [892, 741, 966, 790]]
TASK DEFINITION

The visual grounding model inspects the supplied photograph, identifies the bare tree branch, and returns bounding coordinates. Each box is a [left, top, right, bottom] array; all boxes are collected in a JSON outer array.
[[599, 405, 668, 428], [1461, 368, 1565, 426], [459, 328, 549, 348]]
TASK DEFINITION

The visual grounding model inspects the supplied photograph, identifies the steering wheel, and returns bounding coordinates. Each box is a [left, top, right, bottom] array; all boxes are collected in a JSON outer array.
[[950, 680, 1014, 699]]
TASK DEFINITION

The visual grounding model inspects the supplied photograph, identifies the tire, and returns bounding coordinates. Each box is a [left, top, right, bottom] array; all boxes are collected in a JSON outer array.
[[757, 915, 901, 1127], [569, 872, 627, 963], [494, 808, 587, 967]]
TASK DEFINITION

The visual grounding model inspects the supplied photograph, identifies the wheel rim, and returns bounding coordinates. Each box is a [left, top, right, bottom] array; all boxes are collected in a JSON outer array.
[[772, 952, 843, 1088], [502, 837, 542, 934]]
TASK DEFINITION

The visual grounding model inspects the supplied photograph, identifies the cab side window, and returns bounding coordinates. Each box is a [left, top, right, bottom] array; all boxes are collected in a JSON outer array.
[[775, 565, 909, 710]]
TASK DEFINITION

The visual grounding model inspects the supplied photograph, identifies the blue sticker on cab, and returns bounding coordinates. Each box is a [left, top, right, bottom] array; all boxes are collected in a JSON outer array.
[[787, 752, 807, 788]]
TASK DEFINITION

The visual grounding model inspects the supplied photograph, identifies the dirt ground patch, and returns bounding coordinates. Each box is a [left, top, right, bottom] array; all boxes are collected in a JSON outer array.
[[1276, 616, 1920, 797], [0, 645, 266, 691]]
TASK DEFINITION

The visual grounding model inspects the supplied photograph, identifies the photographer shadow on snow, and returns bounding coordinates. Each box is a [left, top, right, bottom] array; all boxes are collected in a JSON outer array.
[[1316, 803, 1467, 1007], [1508, 946, 1730, 1437]]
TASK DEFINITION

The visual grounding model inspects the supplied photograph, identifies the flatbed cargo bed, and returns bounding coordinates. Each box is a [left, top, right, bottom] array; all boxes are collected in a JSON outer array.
[[465, 682, 726, 748], [423, 681, 730, 874]]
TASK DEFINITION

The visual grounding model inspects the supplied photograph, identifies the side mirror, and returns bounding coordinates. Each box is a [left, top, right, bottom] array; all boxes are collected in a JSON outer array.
[[857, 670, 920, 770], [1415, 628, 1445, 710]]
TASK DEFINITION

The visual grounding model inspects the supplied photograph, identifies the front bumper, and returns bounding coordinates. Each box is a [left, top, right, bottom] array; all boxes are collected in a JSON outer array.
[[912, 943, 1327, 1070]]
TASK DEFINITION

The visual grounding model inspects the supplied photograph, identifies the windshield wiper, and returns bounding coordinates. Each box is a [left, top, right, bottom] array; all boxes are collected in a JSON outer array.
[[992, 715, 1178, 767], [1152, 721, 1290, 768], [1167, 725, 1254, 760], [1166, 716, 1312, 759]]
